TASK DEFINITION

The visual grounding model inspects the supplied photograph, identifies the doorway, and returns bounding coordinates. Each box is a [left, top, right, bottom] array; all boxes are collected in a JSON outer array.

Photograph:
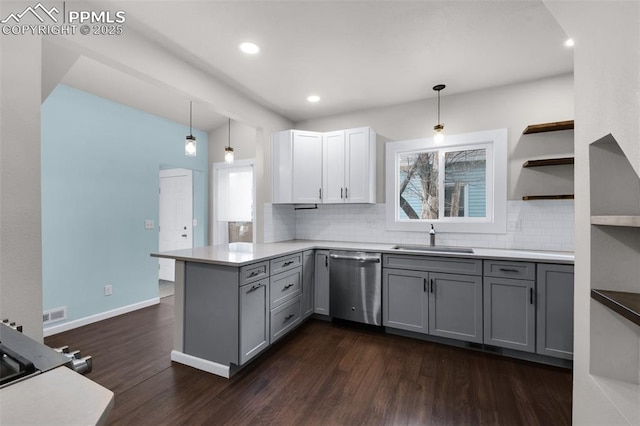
[[158, 169, 193, 297], [212, 159, 255, 246]]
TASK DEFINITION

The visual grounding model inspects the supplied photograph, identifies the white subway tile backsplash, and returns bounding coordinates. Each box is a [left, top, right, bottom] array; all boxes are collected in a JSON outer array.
[[264, 200, 573, 252]]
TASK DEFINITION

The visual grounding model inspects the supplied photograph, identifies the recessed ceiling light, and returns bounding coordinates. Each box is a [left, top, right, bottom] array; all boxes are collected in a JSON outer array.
[[564, 38, 575, 48], [307, 95, 320, 103], [239, 42, 260, 55]]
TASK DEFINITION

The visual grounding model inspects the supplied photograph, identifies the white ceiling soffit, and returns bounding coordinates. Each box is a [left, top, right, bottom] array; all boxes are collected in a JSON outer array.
[[60, 55, 228, 132], [85, 1, 572, 123]]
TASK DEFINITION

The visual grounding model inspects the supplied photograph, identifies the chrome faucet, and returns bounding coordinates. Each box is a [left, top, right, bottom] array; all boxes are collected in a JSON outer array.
[[429, 224, 436, 247]]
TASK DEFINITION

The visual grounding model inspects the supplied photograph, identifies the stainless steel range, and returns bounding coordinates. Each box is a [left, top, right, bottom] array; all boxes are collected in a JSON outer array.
[[0, 320, 92, 388]]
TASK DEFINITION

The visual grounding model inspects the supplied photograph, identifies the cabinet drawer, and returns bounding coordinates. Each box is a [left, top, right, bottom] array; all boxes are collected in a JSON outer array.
[[383, 254, 482, 276], [270, 267, 302, 309], [270, 296, 301, 343], [270, 252, 302, 275], [240, 261, 270, 286], [484, 260, 535, 280]]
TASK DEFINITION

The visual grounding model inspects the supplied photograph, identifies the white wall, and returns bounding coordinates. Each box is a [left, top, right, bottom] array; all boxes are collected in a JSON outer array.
[[546, 1, 640, 425], [0, 25, 43, 340], [294, 74, 574, 202]]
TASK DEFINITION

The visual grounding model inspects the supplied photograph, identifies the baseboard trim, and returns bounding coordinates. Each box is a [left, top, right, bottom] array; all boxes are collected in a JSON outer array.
[[171, 351, 230, 378], [43, 298, 160, 337]]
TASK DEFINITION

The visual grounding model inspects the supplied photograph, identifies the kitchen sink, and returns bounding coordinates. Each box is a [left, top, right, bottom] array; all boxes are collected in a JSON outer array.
[[391, 245, 474, 254]]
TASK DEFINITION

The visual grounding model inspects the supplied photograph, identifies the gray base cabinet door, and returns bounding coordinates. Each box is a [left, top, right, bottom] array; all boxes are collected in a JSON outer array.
[[429, 273, 483, 343], [383, 268, 429, 333], [536, 264, 574, 359], [483, 277, 535, 353], [314, 250, 330, 315], [239, 279, 270, 365], [302, 250, 315, 318]]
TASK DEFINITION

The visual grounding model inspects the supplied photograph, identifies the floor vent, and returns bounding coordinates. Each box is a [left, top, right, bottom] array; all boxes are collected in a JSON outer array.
[[43, 307, 67, 325]]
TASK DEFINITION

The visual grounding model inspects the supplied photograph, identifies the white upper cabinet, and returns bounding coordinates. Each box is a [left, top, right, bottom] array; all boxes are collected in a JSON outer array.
[[272, 130, 322, 204], [322, 131, 346, 203], [272, 127, 376, 204], [345, 127, 376, 204], [292, 131, 323, 203], [323, 127, 376, 204]]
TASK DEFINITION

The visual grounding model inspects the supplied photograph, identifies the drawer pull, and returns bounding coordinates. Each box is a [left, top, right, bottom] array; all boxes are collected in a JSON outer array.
[[283, 283, 294, 290], [284, 313, 294, 321], [282, 260, 294, 267], [247, 284, 263, 293], [248, 271, 263, 278], [499, 268, 520, 273]]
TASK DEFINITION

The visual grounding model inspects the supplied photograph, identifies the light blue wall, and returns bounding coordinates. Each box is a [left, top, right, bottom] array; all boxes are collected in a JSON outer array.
[[41, 84, 208, 323]]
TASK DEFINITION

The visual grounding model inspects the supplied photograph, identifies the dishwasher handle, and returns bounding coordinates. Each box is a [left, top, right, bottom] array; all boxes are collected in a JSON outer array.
[[329, 254, 381, 263]]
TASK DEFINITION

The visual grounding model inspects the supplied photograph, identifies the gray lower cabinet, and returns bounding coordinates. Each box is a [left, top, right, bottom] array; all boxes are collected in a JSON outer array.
[[270, 296, 302, 342], [429, 273, 483, 343], [239, 279, 270, 364], [483, 275, 536, 353], [383, 267, 483, 343], [302, 250, 315, 318], [383, 268, 429, 333], [314, 250, 330, 315], [536, 264, 574, 359]]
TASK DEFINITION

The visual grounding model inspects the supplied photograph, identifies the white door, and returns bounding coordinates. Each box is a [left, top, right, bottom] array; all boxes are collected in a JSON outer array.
[[345, 127, 371, 203], [322, 130, 346, 203], [159, 169, 193, 281], [292, 131, 323, 203]]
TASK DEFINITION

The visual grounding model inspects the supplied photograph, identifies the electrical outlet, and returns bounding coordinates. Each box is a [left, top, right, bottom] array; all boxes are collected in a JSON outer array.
[[144, 219, 154, 230], [104, 284, 113, 296]]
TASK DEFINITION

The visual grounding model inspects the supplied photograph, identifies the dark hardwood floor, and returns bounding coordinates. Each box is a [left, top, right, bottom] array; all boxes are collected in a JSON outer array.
[[45, 297, 572, 425]]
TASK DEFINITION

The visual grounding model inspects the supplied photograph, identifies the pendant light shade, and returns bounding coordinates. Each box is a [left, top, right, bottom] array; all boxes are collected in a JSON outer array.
[[433, 84, 446, 143], [225, 117, 234, 164], [185, 101, 197, 156]]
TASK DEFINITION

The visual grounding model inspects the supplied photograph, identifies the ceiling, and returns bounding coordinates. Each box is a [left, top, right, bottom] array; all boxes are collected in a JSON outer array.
[[57, 1, 572, 131]]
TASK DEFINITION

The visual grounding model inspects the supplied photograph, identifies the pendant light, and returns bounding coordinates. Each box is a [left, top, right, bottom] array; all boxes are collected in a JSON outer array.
[[433, 84, 446, 143], [225, 117, 234, 164], [185, 101, 197, 156]]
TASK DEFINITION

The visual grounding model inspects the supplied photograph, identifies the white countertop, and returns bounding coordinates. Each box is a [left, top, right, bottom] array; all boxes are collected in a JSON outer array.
[[151, 240, 574, 266], [0, 366, 114, 425]]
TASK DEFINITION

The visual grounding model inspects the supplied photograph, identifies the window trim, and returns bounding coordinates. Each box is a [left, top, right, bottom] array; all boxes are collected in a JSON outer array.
[[385, 128, 507, 234]]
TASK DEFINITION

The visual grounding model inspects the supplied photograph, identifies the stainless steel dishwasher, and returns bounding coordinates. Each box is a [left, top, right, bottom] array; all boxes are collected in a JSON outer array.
[[329, 251, 382, 325]]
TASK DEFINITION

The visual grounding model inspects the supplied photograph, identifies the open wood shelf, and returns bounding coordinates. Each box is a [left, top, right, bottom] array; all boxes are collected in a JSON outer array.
[[591, 215, 640, 227], [522, 194, 574, 201], [523, 120, 574, 135], [591, 289, 640, 327], [522, 157, 574, 168]]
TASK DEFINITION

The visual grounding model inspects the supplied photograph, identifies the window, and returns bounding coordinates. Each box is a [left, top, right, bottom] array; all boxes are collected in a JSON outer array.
[[386, 129, 507, 233]]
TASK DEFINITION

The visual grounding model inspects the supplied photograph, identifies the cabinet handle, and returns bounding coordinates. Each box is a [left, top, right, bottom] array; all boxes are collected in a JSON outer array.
[[430, 279, 434, 293], [341, 188, 344, 199], [345, 187, 348, 199], [283, 283, 294, 290], [282, 260, 294, 267], [248, 271, 261, 277], [530, 288, 534, 305], [423, 278, 427, 292], [247, 284, 263, 293], [499, 268, 519, 273], [319, 188, 322, 200], [284, 313, 294, 321], [325, 255, 328, 267]]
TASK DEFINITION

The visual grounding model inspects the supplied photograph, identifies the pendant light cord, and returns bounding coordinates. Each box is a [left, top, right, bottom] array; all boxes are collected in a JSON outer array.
[[189, 101, 193, 135], [437, 91, 440, 124], [228, 117, 231, 149]]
